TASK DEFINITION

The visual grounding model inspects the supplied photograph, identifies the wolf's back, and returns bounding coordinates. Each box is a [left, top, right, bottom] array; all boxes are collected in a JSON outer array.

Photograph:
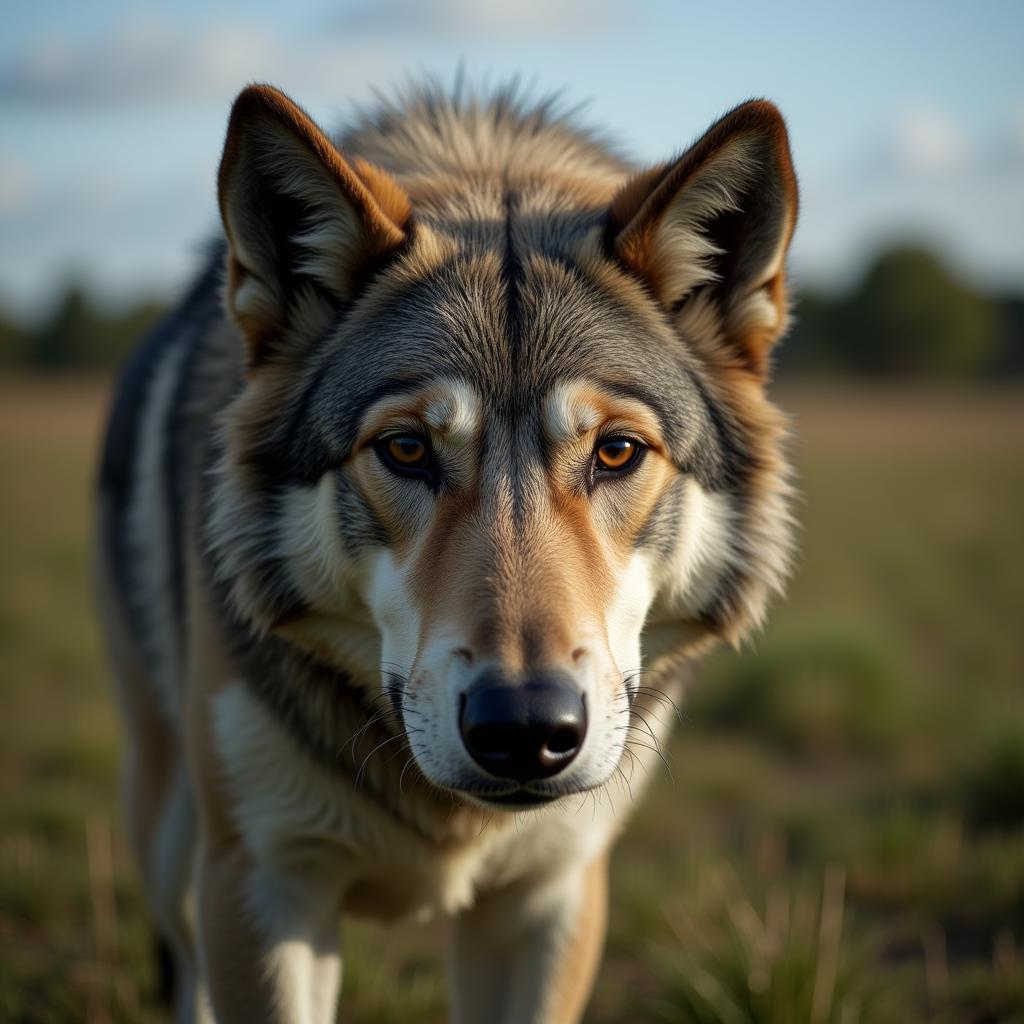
[[96, 247, 229, 716]]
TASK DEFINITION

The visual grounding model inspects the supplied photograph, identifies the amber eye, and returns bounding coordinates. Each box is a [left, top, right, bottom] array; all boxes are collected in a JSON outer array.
[[595, 437, 642, 472], [376, 433, 437, 487], [384, 435, 428, 467]]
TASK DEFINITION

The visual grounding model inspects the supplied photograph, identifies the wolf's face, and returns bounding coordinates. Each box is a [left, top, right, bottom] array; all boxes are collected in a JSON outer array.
[[209, 86, 797, 807]]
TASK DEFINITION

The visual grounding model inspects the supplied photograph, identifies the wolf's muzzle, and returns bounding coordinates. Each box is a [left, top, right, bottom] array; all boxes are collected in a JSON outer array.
[[459, 672, 586, 784]]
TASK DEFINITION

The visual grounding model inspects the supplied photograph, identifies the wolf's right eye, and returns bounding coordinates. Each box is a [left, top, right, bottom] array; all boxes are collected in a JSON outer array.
[[375, 433, 435, 483], [595, 437, 643, 473]]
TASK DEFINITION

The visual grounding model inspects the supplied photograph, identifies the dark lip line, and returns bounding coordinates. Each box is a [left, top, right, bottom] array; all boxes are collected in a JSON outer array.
[[476, 792, 560, 808], [446, 778, 604, 805], [460, 786, 561, 800]]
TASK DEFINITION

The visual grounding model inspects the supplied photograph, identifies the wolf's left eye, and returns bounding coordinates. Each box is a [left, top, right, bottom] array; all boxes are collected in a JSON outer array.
[[376, 433, 434, 481], [595, 437, 643, 473], [386, 436, 427, 466]]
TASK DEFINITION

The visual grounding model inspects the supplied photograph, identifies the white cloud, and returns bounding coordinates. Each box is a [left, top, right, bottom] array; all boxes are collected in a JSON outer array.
[[796, 112, 1024, 294], [885, 105, 968, 175], [993, 106, 1024, 170], [866, 104, 1024, 183], [1012, 108, 1024, 158], [0, 164, 216, 316], [0, 14, 407, 107], [0, 3, 622, 109], [2, 17, 1021, 313], [0, 16, 265, 103], [332, 0, 617, 37], [0, 160, 32, 210]]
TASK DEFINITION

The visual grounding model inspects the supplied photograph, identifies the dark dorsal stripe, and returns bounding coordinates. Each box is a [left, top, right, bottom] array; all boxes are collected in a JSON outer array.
[[98, 242, 224, 624]]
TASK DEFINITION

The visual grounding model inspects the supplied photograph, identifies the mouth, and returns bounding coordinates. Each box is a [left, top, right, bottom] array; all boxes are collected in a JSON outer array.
[[474, 790, 559, 810], [451, 781, 565, 811], [453, 780, 593, 811]]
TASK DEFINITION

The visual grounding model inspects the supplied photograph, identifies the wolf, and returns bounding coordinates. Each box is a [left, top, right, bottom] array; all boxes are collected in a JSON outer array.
[[95, 80, 797, 1023]]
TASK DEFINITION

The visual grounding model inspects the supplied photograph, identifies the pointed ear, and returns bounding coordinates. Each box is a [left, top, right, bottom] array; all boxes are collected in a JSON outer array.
[[610, 100, 798, 377], [218, 84, 411, 364]]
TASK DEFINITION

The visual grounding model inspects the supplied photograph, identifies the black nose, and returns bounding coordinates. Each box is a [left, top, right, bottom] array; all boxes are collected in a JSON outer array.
[[459, 673, 587, 783]]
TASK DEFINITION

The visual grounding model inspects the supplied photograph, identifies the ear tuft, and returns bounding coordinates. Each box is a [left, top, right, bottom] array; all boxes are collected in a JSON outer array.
[[610, 100, 798, 377], [218, 84, 410, 363]]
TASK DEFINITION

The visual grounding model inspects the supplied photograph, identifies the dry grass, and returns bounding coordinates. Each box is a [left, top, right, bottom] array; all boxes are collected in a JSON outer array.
[[1, 374, 1022, 1023]]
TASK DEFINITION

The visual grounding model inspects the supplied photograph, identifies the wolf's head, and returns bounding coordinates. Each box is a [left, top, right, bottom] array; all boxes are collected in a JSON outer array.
[[209, 84, 797, 809]]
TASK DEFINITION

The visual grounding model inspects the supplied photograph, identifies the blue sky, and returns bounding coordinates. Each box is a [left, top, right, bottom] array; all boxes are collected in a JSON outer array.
[[1, 0, 1022, 317]]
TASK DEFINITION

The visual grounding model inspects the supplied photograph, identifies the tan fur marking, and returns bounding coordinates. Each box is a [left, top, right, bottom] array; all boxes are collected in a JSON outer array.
[[351, 156, 413, 230], [542, 852, 610, 1024], [543, 381, 666, 453], [184, 537, 248, 854]]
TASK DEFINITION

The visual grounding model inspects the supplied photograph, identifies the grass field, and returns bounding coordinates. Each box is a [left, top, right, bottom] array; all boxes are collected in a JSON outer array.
[[1, 375, 1022, 1023]]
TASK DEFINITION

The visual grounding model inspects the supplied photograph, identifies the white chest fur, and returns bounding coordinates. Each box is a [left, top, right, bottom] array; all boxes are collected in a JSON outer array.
[[211, 683, 626, 922]]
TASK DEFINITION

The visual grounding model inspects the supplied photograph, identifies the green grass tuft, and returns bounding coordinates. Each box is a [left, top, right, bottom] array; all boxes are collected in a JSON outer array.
[[647, 865, 905, 1024], [957, 725, 1024, 834], [691, 620, 911, 759]]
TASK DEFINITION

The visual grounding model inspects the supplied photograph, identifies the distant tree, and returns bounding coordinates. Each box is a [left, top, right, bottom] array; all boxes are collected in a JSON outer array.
[[0, 311, 30, 367], [98, 298, 168, 369], [0, 251, 1017, 378], [774, 288, 844, 375], [834, 247, 1002, 376], [23, 285, 167, 371], [29, 286, 101, 369], [992, 296, 1024, 375]]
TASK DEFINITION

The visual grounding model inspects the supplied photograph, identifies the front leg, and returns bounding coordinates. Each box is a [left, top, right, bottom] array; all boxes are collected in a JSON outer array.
[[196, 840, 342, 1024], [449, 852, 609, 1024]]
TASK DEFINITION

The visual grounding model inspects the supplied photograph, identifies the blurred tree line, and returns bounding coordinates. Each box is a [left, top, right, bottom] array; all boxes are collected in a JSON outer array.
[[0, 245, 1020, 377], [0, 285, 167, 372], [781, 246, 1022, 377]]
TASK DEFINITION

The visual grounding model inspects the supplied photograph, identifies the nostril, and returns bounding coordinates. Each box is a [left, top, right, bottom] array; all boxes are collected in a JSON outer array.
[[453, 647, 474, 665], [571, 646, 587, 663], [545, 725, 581, 756], [466, 723, 512, 757]]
